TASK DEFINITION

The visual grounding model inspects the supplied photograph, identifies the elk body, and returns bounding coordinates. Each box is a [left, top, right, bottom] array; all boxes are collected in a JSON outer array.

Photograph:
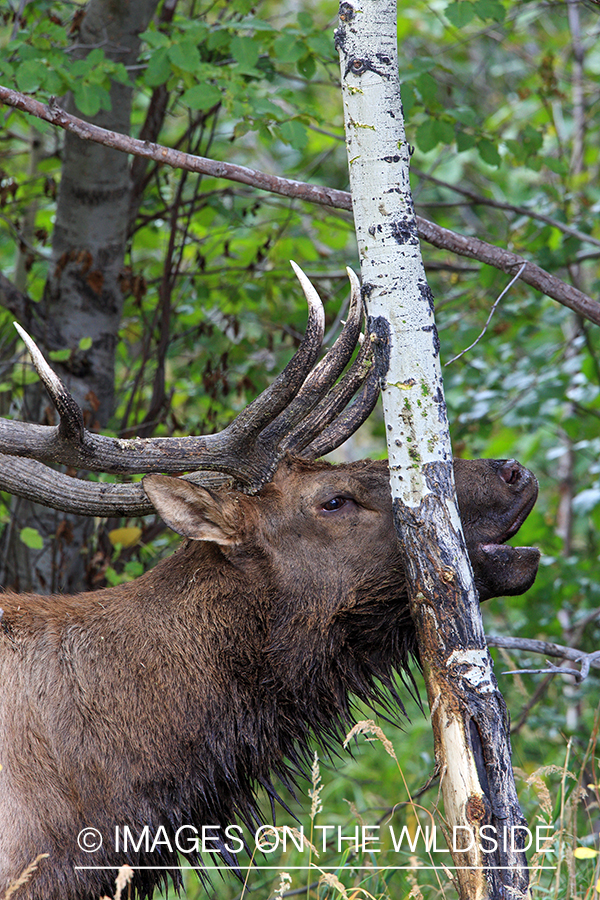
[[0, 268, 540, 900]]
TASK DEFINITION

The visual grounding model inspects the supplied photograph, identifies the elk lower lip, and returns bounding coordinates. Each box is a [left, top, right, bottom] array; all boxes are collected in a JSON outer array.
[[479, 542, 537, 554], [473, 542, 541, 601]]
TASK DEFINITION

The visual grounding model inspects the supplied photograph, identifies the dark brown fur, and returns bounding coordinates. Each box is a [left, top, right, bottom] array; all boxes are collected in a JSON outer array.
[[0, 457, 539, 900]]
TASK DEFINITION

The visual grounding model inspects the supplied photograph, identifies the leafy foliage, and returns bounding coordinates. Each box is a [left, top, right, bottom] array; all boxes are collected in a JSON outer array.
[[1, 0, 600, 895]]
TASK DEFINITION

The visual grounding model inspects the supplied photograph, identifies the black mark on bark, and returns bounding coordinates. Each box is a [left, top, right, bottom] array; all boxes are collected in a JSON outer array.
[[421, 324, 441, 356], [368, 315, 392, 389], [344, 56, 391, 79], [391, 218, 419, 246]]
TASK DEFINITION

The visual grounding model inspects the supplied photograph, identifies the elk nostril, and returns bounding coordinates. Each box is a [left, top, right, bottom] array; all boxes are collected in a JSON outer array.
[[499, 460, 522, 486]]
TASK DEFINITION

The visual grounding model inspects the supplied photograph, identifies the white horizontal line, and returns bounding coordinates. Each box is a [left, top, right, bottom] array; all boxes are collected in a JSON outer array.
[[75, 865, 556, 872]]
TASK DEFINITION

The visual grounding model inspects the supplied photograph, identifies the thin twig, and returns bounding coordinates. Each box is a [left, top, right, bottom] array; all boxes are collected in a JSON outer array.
[[444, 263, 526, 366], [487, 634, 600, 683]]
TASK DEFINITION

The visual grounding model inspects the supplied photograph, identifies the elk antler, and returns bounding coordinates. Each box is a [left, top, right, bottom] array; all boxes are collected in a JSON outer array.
[[0, 266, 380, 516]]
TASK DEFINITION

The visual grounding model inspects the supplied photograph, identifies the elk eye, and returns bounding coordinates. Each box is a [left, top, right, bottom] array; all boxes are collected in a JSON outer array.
[[321, 496, 348, 512]]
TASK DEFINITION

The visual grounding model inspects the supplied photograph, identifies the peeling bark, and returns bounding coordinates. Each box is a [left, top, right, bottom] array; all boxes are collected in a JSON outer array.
[[337, 1, 529, 897]]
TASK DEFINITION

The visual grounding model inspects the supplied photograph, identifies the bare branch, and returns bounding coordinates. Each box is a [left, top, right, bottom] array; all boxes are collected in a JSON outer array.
[[416, 217, 600, 328], [0, 272, 32, 326], [0, 273, 72, 353], [487, 634, 600, 683], [2, 85, 600, 327], [413, 167, 600, 251], [0, 86, 350, 213], [445, 263, 527, 366]]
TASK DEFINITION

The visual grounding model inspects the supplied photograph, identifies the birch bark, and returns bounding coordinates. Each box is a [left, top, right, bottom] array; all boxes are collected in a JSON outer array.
[[336, 2, 529, 897]]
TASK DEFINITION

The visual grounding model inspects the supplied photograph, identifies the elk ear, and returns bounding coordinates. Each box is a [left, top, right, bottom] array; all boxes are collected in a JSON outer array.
[[142, 475, 240, 545]]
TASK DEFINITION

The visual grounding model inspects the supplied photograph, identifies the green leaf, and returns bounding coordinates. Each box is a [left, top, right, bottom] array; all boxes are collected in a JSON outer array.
[[49, 348, 71, 362], [235, 16, 275, 33], [279, 118, 308, 151], [473, 0, 506, 21], [306, 32, 334, 59], [408, 57, 437, 76], [79, 337, 93, 351], [207, 29, 230, 52], [230, 35, 260, 71], [251, 97, 284, 118], [436, 119, 455, 144], [456, 130, 476, 152], [233, 120, 251, 139], [0, 59, 15, 79], [168, 40, 201, 73], [73, 82, 103, 116], [522, 123, 543, 151], [273, 33, 305, 64], [297, 11, 314, 29], [16, 59, 47, 93], [477, 137, 501, 167], [43, 67, 67, 95], [504, 139, 523, 162], [542, 155, 568, 175], [445, 1, 476, 28], [416, 119, 438, 153], [182, 22, 209, 44], [296, 53, 316, 79], [140, 28, 170, 49], [86, 48, 107, 67], [145, 47, 171, 87], [450, 106, 478, 127], [400, 83, 417, 117], [20, 527, 44, 550], [506, 125, 543, 165], [180, 83, 221, 111], [416, 118, 453, 153], [415, 72, 438, 105]]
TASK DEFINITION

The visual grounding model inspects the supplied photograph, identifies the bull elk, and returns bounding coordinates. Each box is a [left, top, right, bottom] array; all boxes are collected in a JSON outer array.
[[0, 265, 540, 900]]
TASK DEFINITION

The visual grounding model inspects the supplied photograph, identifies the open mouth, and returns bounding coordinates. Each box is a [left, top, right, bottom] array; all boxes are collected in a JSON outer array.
[[482, 489, 539, 552], [472, 488, 540, 600]]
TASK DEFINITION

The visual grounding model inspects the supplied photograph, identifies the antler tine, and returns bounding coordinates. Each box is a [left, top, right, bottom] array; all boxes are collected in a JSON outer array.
[[13, 322, 84, 443], [298, 363, 381, 460], [282, 317, 374, 455], [222, 262, 325, 444], [256, 266, 363, 450]]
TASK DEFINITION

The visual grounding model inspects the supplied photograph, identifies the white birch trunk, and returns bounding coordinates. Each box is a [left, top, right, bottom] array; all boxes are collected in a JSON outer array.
[[336, 2, 529, 898]]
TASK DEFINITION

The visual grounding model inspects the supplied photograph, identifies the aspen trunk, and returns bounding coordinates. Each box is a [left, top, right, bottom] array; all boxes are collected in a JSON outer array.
[[336, 2, 530, 897]]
